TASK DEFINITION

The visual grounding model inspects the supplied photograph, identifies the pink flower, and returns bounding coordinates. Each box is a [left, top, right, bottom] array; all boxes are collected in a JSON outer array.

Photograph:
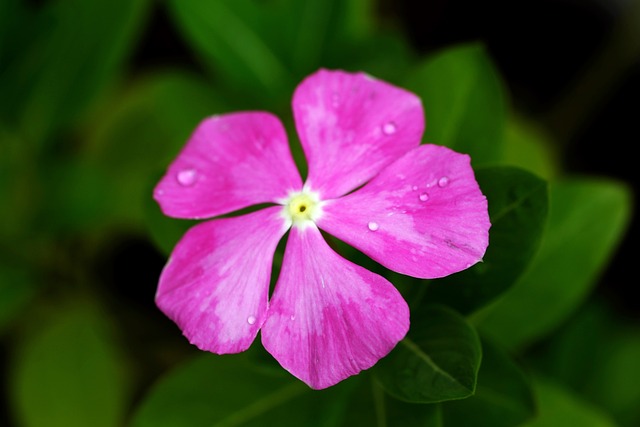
[[153, 69, 490, 389]]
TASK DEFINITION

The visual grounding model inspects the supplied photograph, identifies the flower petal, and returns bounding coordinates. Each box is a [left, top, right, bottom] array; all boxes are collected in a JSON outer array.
[[317, 144, 490, 279], [154, 112, 303, 219], [261, 225, 409, 389], [292, 69, 424, 199], [156, 206, 288, 354]]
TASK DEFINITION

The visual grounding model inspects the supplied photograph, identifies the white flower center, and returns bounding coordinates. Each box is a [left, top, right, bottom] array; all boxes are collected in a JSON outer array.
[[282, 190, 323, 228]]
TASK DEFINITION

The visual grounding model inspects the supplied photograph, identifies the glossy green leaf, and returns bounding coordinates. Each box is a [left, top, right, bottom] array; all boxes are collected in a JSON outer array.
[[131, 350, 361, 427], [374, 305, 482, 403], [277, 0, 375, 74], [352, 336, 535, 427], [426, 166, 548, 314], [404, 43, 506, 165], [477, 178, 632, 349], [521, 375, 617, 427], [0, 0, 150, 143], [10, 302, 129, 427], [440, 337, 536, 427], [167, 0, 380, 106], [167, 0, 294, 105]]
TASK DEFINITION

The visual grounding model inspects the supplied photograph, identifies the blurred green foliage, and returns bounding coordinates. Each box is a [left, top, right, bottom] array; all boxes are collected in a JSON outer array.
[[0, 0, 635, 426]]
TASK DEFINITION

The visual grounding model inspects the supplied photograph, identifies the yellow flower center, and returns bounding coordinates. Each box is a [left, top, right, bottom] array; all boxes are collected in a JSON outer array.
[[282, 191, 322, 228]]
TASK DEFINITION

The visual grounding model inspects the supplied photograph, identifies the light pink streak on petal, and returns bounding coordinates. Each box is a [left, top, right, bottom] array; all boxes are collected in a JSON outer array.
[[154, 112, 303, 219], [317, 144, 490, 279], [262, 225, 410, 389], [293, 69, 424, 199], [156, 206, 288, 354]]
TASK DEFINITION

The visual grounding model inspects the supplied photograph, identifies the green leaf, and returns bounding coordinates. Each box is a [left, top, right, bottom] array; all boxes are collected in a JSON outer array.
[[0, 0, 150, 143], [130, 351, 360, 427], [352, 336, 535, 426], [277, 0, 376, 74], [440, 336, 536, 427], [477, 177, 632, 349], [426, 166, 548, 314], [10, 301, 129, 427], [167, 0, 382, 106], [521, 375, 617, 427], [167, 0, 294, 105], [404, 43, 507, 165], [374, 305, 482, 403]]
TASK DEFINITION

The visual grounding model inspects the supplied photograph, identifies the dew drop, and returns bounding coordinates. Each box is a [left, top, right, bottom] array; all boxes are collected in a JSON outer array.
[[247, 316, 256, 325], [177, 168, 197, 186], [438, 176, 450, 187], [382, 121, 397, 135], [290, 314, 296, 321], [368, 221, 379, 231], [419, 192, 429, 202], [412, 185, 418, 191]]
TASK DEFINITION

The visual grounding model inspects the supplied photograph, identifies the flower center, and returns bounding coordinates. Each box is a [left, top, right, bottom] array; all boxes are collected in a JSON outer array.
[[282, 191, 322, 228]]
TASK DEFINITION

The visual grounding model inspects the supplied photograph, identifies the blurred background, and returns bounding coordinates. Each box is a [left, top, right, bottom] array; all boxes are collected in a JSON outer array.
[[1, 0, 638, 426]]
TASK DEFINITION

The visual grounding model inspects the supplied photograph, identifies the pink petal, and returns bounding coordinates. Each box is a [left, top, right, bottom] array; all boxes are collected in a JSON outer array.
[[317, 144, 490, 279], [292, 69, 424, 199], [262, 225, 410, 389], [156, 207, 288, 354], [154, 112, 303, 219]]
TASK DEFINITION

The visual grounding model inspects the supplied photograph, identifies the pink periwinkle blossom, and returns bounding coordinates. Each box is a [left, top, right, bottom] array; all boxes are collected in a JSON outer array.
[[153, 69, 490, 389]]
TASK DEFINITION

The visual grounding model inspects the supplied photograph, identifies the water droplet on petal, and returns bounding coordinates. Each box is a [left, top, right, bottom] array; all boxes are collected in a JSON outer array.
[[368, 221, 379, 231], [155, 189, 165, 196], [177, 168, 197, 186], [438, 176, 450, 187], [382, 121, 397, 135], [419, 192, 429, 202], [412, 185, 418, 191], [247, 316, 256, 325], [290, 314, 295, 321]]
